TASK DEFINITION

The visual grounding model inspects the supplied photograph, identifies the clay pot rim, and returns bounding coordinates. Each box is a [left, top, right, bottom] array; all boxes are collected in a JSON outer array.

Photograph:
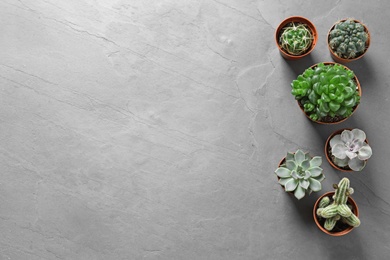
[[313, 191, 359, 236], [275, 16, 318, 60], [296, 62, 362, 125], [325, 128, 369, 172], [327, 18, 371, 63]]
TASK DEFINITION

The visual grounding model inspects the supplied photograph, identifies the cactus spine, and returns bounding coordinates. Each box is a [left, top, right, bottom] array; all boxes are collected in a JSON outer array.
[[316, 178, 360, 231], [329, 18, 368, 59]]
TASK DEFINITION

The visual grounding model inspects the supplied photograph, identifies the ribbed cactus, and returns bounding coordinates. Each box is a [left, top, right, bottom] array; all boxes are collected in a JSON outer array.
[[316, 178, 360, 231], [329, 19, 368, 59], [279, 22, 313, 55]]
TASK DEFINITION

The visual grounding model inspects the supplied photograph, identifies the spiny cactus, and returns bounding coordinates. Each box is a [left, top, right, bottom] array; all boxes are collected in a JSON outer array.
[[316, 178, 360, 231], [329, 19, 368, 59], [279, 22, 313, 55]]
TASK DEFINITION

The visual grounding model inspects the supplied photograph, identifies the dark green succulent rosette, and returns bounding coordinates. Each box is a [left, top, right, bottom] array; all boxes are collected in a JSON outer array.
[[291, 63, 361, 123]]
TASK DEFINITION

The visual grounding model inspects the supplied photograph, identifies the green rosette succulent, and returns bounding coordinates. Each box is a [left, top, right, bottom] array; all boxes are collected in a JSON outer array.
[[291, 63, 360, 122], [316, 178, 360, 231], [279, 22, 313, 55], [329, 19, 368, 59], [275, 149, 324, 200]]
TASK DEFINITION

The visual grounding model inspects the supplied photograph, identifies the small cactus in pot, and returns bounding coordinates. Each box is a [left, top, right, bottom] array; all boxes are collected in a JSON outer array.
[[275, 16, 318, 60], [279, 22, 314, 56], [328, 18, 370, 62], [275, 149, 325, 200], [314, 178, 360, 236]]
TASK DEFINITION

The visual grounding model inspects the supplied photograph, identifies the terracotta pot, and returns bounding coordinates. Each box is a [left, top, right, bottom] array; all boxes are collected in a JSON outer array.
[[297, 62, 362, 124], [313, 191, 359, 236], [276, 157, 287, 190], [275, 16, 318, 60], [325, 128, 370, 172], [327, 19, 370, 63]]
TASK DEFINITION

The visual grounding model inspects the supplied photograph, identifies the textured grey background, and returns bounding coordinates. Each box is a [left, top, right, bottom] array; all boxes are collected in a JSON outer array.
[[1, 0, 389, 259]]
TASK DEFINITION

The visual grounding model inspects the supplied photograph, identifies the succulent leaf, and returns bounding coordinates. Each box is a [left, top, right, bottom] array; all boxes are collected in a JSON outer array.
[[294, 185, 306, 200], [294, 150, 306, 164], [309, 178, 322, 192], [275, 167, 291, 178], [358, 144, 373, 160], [348, 157, 366, 171], [310, 156, 322, 167], [307, 167, 323, 177], [285, 178, 299, 192], [329, 134, 342, 148], [332, 144, 348, 159], [299, 179, 310, 189]]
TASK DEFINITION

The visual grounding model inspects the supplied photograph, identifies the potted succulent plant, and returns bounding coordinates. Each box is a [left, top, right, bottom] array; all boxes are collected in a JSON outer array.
[[275, 16, 318, 60], [314, 178, 360, 236], [291, 62, 361, 124], [275, 149, 325, 200], [325, 128, 372, 172], [327, 18, 370, 63]]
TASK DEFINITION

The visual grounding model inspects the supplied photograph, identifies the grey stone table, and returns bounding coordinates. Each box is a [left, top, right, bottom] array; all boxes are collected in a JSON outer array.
[[1, 0, 389, 259]]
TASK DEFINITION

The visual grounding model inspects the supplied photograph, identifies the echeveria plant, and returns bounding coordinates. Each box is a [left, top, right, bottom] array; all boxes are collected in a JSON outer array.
[[316, 178, 360, 231], [275, 149, 324, 200], [279, 22, 313, 55], [330, 128, 372, 171], [291, 63, 360, 122], [329, 19, 368, 59]]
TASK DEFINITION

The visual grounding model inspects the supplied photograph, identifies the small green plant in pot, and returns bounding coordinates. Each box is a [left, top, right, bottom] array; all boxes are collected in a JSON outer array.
[[328, 18, 370, 62], [314, 178, 360, 236], [275, 16, 317, 60], [291, 62, 361, 124], [327, 128, 373, 171], [275, 149, 324, 200], [279, 22, 314, 56]]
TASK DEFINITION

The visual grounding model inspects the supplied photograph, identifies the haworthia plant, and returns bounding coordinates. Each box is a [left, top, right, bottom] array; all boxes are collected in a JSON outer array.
[[291, 63, 360, 122]]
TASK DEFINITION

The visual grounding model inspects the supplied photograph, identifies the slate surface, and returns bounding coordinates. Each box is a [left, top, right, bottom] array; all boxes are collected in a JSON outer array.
[[1, 0, 389, 259]]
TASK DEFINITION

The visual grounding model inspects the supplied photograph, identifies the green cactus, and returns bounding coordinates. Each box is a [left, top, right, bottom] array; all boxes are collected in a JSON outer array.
[[329, 19, 368, 59], [279, 22, 313, 55], [316, 178, 360, 231]]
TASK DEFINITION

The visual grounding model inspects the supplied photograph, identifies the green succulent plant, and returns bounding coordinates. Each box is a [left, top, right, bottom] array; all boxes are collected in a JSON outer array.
[[279, 22, 313, 55], [329, 19, 368, 59], [316, 178, 360, 231], [291, 62, 360, 122], [275, 149, 324, 200]]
